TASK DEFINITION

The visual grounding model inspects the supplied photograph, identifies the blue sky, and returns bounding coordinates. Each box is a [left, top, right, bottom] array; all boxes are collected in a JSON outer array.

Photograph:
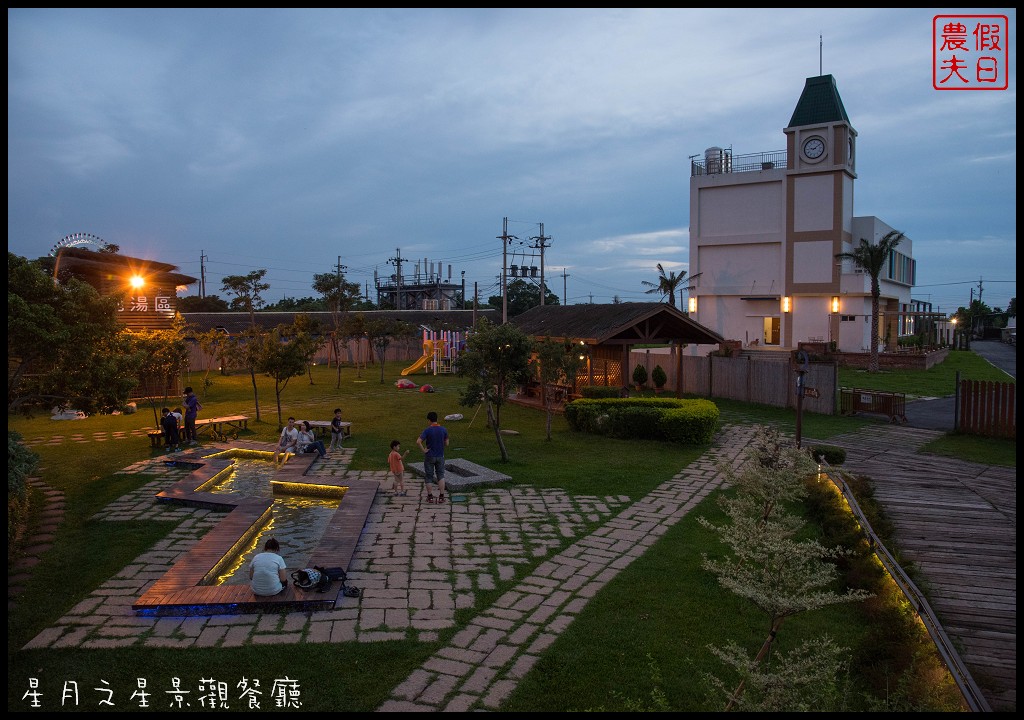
[[7, 8, 1017, 314]]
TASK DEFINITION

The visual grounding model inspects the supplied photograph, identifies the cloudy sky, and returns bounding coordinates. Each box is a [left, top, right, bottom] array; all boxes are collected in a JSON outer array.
[[7, 8, 1017, 314]]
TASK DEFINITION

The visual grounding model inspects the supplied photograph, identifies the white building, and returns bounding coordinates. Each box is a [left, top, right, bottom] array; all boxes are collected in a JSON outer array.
[[687, 74, 916, 354]]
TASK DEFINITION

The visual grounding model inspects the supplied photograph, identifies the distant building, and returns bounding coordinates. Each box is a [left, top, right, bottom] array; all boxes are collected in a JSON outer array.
[[52, 246, 197, 331], [687, 74, 922, 354], [375, 255, 463, 310]]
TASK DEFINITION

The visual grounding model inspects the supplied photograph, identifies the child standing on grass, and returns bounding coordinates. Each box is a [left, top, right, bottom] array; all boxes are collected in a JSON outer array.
[[329, 408, 344, 453], [387, 440, 409, 496]]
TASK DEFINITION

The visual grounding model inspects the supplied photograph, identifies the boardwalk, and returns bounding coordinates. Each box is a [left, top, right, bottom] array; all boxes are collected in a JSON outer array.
[[811, 424, 1016, 712]]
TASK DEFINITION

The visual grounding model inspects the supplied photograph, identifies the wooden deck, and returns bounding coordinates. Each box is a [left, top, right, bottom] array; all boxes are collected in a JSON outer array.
[[132, 441, 377, 616], [817, 425, 1016, 712]]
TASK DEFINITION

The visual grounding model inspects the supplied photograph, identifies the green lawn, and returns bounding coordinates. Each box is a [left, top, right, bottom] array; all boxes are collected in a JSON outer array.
[[838, 347, 1013, 398], [8, 350, 1009, 711]]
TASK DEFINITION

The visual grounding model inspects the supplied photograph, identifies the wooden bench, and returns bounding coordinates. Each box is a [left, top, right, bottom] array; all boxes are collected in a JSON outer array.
[[194, 415, 250, 440], [146, 415, 250, 446], [297, 420, 352, 440], [147, 429, 170, 447]]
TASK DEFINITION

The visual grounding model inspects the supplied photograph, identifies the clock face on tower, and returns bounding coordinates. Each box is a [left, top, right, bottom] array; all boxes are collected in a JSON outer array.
[[803, 136, 825, 160]]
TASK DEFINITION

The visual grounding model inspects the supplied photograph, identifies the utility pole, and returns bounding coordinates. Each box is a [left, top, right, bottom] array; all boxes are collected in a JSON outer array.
[[388, 248, 405, 311], [498, 217, 518, 324], [530, 223, 551, 306], [200, 251, 207, 298], [333, 256, 348, 312], [461, 271, 466, 310], [562, 268, 569, 305]]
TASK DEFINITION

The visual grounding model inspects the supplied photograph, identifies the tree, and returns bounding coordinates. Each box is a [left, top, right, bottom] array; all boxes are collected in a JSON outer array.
[[488, 279, 560, 317], [700, 427, 871, 710], [221, 270, 270, 416], [223, 328, 266, 422], [8, 253, 141, 415], [130, 319, 191, 426], [263, 296, 327, 312], [313, 270, 362, 389], [195, 328, 228, 386], [641, 263, 700, 308], [363, 317, 417, 384], [256, 324, 320, 430], [457, 318, 532, 462], [177, 294, 230, 313], [288, 313, 326, 384], [834, 231, 905, 372], [221, 270, 269, 328], [531, 336, 584, 440]]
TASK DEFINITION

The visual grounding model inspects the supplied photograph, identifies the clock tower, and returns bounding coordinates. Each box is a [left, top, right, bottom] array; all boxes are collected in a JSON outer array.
[[782, 74, 857, 346]]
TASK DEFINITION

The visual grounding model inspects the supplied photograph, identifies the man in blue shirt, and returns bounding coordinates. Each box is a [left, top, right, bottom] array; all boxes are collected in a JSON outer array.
[[183, 386, 202, 446], [416, 411, 449, 504]]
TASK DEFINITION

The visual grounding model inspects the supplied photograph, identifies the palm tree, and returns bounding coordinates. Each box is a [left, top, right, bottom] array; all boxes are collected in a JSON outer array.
[[641, 263, 700, 308], [834, 230, 905, 372]]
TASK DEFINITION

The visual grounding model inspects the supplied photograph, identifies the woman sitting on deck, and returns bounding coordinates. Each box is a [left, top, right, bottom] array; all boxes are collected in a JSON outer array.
[[298, 420, 327, 458], [249, 537, 287, 596]]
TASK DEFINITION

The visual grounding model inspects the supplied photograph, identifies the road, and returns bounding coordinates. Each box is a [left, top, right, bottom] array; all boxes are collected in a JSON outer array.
[[902, 341, 1015, 432]]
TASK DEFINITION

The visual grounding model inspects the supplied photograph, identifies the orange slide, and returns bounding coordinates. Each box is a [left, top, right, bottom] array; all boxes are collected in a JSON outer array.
[[401, 340, 433, 376]]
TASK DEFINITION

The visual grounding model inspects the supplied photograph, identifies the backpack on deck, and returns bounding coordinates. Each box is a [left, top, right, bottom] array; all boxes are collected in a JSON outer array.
[[291, 567, 326, 591]]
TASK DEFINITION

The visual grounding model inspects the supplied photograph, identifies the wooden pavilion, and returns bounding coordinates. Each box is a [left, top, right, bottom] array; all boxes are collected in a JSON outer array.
[[511, 302, 725, 393]]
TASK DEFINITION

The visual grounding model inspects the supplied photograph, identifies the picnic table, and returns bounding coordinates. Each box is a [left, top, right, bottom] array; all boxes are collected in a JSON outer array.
[[146, 415, 250, 447], [297, 420, 352, 440]]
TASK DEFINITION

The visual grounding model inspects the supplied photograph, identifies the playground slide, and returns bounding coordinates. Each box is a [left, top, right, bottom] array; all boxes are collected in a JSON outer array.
[[401, 341, 433, 376]]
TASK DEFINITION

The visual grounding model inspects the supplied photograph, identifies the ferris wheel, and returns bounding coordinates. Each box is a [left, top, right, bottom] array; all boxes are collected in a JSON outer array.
[[49, 232, 115, 256]]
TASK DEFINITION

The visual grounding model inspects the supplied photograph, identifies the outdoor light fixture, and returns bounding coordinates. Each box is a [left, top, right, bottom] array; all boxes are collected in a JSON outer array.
[[781, 296, 792, 313], [130, 275, 145, 289], [688, 297, 697, 313], [831, 296, 840, 313]]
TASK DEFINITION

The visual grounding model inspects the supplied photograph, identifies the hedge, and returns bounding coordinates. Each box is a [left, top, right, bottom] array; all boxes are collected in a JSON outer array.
[[564, 397, 719, 445]]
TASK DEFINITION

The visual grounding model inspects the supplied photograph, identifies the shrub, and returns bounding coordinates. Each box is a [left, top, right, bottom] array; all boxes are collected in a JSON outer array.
[[564, 397, 719, 445], [579, 385, 622, 399], [810, 445, 847, 465], [632, 365, 648, 388], [607, 405, 663, 438], [659, 401, 719, 444], [8, 430, 39, 555], [651, 365, 667, 389]]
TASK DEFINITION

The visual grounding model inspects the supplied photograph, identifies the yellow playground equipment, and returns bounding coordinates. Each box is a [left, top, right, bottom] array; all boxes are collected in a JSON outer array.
[[401, 331, 462, 376]]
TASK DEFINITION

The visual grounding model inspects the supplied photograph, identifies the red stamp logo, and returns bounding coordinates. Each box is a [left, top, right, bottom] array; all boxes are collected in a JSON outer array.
[[933, 14, 1009, 90]]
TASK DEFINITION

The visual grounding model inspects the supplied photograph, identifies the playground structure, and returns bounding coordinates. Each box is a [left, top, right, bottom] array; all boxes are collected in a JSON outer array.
[[401, 328, 465, 376]]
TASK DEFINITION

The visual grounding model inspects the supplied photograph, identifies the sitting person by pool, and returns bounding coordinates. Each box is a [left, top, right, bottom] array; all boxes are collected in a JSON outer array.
[[298, 420, 327, 458], [249, 537, 288, 596], [274, 417, 300, 462]]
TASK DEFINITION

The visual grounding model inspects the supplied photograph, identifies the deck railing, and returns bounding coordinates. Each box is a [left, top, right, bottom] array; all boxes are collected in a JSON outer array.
[[691, 149, 788, 176], [818, 460, 992, 712]]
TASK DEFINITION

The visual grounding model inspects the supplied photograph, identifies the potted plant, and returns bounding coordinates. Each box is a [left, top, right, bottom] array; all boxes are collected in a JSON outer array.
[[632, 364, 648, 392], [651, 364, 667, 394]]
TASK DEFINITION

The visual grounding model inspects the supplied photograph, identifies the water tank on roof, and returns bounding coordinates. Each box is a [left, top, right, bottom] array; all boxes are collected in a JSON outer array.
[[705, 146, 723, 174]]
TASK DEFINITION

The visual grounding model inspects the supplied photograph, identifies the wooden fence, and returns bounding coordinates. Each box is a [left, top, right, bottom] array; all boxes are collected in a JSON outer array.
[[629, 350, 837, 415], [956, 375, 1016, 439]]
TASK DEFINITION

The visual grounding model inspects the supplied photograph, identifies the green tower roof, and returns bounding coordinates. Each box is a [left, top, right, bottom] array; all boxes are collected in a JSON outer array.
[[787, 74, 851, 128]]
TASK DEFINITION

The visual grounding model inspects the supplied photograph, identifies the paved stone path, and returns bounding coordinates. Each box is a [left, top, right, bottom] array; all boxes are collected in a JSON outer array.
[[14, 425, 757, 712]]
